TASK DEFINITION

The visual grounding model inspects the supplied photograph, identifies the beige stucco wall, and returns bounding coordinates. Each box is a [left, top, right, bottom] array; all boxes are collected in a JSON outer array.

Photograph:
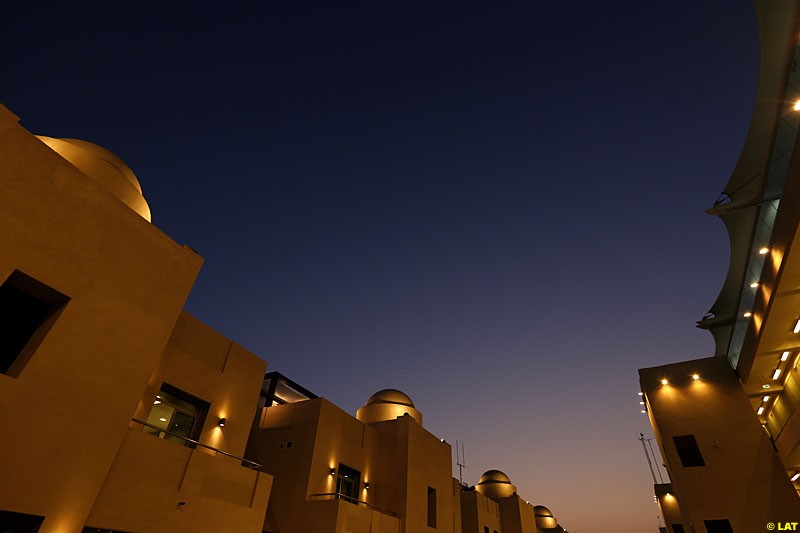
[[640, 356, 800, 530], [0, 104, 202, 532], [248, 396, 454, 533], [461, 490, 502, 533]]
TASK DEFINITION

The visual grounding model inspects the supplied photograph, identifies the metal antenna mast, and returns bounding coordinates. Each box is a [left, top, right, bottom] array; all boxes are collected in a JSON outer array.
[[639, 433, 658, 484], [456, 440, 466, 485], [646, 436, 665, 483]]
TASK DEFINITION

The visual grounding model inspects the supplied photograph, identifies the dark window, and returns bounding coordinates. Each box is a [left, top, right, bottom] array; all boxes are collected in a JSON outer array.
[[484, 527, 490, 533], [335, 463, 361, 503], [0, 270, 69, 377], [672, 525, 685, 533], [427, 486, 437, 528], [672, 434, 705, 467], [703, 519, 733, 533], [0, 510, 45, 532], [143, 383, 208, 447]]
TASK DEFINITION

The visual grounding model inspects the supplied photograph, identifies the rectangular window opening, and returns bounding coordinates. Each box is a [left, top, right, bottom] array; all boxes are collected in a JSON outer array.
[[703, 519, 733, 533], [427, 486, 437, 528], [143, 383, 209, 447], [0, 510, 45, 532], [672, 525, 685, 533], [0, 270, 69, 377], [672, 434, 705, 467], [335, 463, 361, 503]]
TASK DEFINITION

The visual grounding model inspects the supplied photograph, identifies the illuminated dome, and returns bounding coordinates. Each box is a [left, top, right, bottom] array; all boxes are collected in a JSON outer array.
[[38, 136, 151, 221], [533, 505, 558, 529], [356, 388, 422, 425], [475, 469, 517, 499], [365, 389, 415, 408]]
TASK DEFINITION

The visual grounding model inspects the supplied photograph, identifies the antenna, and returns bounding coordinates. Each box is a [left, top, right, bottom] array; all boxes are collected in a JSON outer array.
[[646, 436, 665, 483], [638, 433, 658, 484], [456, 440, 466, 486]]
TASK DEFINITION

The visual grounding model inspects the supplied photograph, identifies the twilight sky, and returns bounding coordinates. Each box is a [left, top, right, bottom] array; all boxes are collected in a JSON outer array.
[[4, 2, 759, 530]]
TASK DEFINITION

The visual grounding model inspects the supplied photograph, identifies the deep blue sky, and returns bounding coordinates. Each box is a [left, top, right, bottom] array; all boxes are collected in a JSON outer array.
[[4, 2, 759, 530]]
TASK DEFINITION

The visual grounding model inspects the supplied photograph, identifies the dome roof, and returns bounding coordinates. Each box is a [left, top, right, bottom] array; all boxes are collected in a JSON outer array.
[[478, 470, 512, 485], [474, 469, 516, 499], [365, 389, 415, 408], [38, 136, 151, 221], [534, 505, 558, 529]]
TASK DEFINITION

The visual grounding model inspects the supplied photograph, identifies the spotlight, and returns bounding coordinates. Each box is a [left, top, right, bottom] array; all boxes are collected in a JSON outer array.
[[218, 417, 226, 427], [692, 374, 700, 380]]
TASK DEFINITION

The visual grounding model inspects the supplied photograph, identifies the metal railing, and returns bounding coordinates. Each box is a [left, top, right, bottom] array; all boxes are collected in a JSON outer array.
[[131, 418, 262, 470], [308, 492, 398, 517]]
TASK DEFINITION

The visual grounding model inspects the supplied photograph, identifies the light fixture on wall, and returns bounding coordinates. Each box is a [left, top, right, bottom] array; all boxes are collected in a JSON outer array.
[[691, 374, 700, 380], [218, 417, 227, 427], [792, 472, 800, 482], [364, 482, 370, 489], [330, 468, 336, 476]]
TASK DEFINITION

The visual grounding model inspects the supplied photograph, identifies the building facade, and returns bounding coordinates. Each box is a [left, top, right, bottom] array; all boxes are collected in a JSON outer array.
[[0, 102, 567, 532], [639, 0, 800, 531]]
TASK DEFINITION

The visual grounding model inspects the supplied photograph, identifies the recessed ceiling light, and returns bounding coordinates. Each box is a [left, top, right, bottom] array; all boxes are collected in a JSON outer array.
[[763, 384, 771, 389], [641, 410, 646, 414], [773, 368, 782, 380], [159, 417, 167, 422], [750, 282, 759, 288], [639, 401, 645, 405], [763, 396, 770, 402], [638, 392, 643, 396], [758, 406, 765, 415], [793, 472, 800, 482], [154, 400, 161, 405], [782, 351, 791, 362], [759, 247, 769, 255], [744, 312, 752, 318], [794, 319, 800, 334]]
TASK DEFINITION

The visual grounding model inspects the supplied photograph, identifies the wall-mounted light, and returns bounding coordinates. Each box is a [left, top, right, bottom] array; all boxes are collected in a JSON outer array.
[[794, 101, 800, 111], [782, 351, 792, 362], [330, 468, 336, 476], [364, 482, 370, 489], [641, 410, 646, 414], [750, 282, 759, 288], [792, 472, 800, 482], [660, 379, 669, 386], [773, 369, 782, 381], [759, 247, 769, 255], [218, 417, 227, 427], [691, 374, 700, 381], [638, 392, 643, 396], [743, 312, 752, 318], [763, 396, 770, 403], [757, 407, 765, 415]]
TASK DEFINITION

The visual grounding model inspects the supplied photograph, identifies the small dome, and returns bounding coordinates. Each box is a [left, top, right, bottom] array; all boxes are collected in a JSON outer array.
[[475, 469, 516, 499], [534, 505, 558, 529], [356, 388, 423, 426], [38, 136, 151, 221], [478, 470, 512, 485], [365, 389, 415, 408]]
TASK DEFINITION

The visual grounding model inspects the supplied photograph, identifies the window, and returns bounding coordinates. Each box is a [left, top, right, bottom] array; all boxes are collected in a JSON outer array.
[[427, 486, 437, 528], [672, 525, 685, 533], [144, 384, 208, 447], [484, 527, 490, 533], [0, 270, 69, 377], [672, 434, 705, 467], [0, 510, 45, 532], [703, 519, 733, 533], [335, 463, 361, 503]]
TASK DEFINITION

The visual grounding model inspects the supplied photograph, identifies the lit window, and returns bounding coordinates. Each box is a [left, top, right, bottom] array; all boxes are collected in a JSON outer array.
[[144, 384, 209, 447]]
